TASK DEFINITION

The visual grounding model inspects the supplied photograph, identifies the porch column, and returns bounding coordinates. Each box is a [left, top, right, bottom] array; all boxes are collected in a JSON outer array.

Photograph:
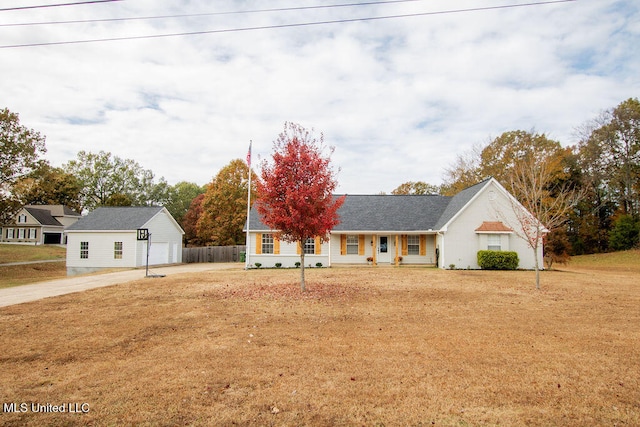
[[372, 234, 377, 266], [395, 235, 399, 266]]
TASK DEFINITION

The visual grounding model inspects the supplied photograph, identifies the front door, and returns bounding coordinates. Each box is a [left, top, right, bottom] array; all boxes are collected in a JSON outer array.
[[378, 236, 390, 263]]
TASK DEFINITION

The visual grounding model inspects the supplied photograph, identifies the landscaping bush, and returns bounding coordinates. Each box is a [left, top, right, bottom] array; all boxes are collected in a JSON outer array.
[[477, 250, 519, 270], [275, 263, 282, 268]]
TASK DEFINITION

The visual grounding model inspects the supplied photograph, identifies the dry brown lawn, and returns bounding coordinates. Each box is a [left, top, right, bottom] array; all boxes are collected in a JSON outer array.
[[0, 263, 67, 289], [0, 244, 66, 264], [1, 258, 639, 426], [0, 244, 67, 288]]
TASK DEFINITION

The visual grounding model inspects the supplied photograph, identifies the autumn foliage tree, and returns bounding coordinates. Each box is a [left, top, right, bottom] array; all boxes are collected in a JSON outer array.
[[257, 123, 345, 291], [503, 151, 581, 289], [182, 193, 205, 246], [391, 181, 440, 195], [197, 159, 256, 246]]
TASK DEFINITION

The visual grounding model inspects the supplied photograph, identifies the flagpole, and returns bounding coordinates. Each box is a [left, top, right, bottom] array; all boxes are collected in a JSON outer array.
[[245, 141, 252, 270]]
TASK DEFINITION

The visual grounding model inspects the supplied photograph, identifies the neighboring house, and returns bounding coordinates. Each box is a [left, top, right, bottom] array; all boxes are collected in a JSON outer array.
[[65, 206, 184, 276], [1, 205, 81, 245], [246, 177, 545, 269]]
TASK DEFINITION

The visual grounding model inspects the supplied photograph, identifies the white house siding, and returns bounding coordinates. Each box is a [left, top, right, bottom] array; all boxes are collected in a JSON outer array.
[[142, 211, 183, 265], [247, 232, 330, 268], [440, 180, 542, 270], [66, 232, 137, 275]]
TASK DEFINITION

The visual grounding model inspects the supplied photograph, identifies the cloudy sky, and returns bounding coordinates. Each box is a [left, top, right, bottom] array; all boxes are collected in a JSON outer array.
[[2, 0, 638, 194]]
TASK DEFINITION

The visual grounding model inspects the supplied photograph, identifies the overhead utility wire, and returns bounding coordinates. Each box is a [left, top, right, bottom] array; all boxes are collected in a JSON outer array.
[[0, 0, 577, 49], [0, 0, 122, 12], [2, 0, 425, 27]]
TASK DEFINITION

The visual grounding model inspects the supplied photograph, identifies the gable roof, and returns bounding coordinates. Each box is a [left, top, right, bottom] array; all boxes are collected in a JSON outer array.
[[475, 221, 514, 233], [24, 207, 63, 226], [433, 178, 491, 230], [66, 206, 166, 231]]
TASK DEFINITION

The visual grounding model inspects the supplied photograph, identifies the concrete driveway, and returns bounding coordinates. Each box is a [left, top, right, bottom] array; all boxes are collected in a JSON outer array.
[[0, 263, 240, 308]]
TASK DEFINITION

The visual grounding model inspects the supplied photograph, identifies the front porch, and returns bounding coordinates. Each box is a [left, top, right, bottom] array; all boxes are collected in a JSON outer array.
[[331, 233, 438, 266]]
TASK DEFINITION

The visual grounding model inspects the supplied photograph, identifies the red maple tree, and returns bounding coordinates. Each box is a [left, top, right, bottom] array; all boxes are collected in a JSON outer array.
[[256, 122, 345, 291], [182, 193, 205, 246]]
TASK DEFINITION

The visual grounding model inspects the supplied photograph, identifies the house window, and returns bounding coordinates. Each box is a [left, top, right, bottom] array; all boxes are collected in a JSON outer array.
[[6, 228, 14, 239], [346, 235, 359, 255], [17, 228, 25, 239], [487, 234, 501, 251], [80, 241, 89, 259], [262, 233, 274, 254], [17, 214, 27, 224], [407, 235, 420, 255], [114, 242, 123, 259], [28, 228, 37, 239], [303, 238, 315, 255]]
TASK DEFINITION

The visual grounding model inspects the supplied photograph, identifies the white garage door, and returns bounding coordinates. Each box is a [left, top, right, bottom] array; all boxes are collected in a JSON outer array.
[[147, 242, 169, 265]]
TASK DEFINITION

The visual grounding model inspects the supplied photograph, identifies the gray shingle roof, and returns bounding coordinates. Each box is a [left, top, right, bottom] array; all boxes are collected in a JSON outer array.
[[332, 195, 451, 231], [66, 206, 164, 231], [24, 207, 63, 226], [26, 205, 81, 217], [247, 179, 491, 233]]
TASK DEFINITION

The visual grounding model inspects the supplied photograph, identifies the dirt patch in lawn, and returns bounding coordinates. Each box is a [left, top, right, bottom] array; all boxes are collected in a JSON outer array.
[[0, 266, 638, 426]]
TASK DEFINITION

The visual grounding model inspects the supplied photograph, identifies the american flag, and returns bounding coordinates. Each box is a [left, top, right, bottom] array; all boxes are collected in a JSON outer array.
[[246, 141, 252, 167]]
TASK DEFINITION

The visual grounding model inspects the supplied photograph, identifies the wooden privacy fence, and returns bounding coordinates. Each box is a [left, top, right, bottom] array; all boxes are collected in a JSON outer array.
[[182, 245, 246, 263]]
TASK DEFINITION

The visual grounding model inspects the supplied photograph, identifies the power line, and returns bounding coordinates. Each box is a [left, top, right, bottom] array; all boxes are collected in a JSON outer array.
[[2, 0, 425, 27], [0, 0, 122, 12], [0, 0, 578, 49]]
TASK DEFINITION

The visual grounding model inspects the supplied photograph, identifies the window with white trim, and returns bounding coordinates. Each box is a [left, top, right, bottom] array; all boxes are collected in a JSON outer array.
[[407, 235, 420, 255], [114, 242, 123, 259], [17, 214, 27, 223], [303, 238, 315, 254], [346, 235, 359, 255], [487, 234, 501, 251], [28, 228, 37, 239], [80, 241, 89, 259], [262, 233, 274, 254], [17, 228, 25, 239], [6, 228, 14, 239]]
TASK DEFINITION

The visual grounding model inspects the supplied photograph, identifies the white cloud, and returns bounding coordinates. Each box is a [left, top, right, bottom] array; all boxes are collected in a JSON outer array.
[[1, 0, 638, 195]]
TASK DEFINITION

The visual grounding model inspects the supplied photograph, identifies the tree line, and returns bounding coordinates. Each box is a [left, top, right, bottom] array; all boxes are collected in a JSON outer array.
[[3, 98, 639, 255], [390, 98, 640, 257], [1, 106, 256, 247]]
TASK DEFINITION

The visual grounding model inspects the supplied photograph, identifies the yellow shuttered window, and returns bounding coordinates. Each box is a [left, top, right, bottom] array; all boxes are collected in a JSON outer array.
[[401, 235, 408, 256], [274, 236, 280, 255], [358, 235, 365, 255], [255, 233, 262, 254], [419, 235, 427, 256], [340, 234, 347, 255], [315, 236, 322, 255]]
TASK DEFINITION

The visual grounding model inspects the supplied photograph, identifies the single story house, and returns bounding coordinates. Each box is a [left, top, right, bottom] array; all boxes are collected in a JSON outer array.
[[65, 206, 184, 276], [1, 205, 80, 245], [245, 177, 545, 269]]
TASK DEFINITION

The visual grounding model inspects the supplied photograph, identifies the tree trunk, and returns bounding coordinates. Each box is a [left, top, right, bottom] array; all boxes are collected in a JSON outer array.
[[534, 245, 541, 290], [300, 250, 306, 292]]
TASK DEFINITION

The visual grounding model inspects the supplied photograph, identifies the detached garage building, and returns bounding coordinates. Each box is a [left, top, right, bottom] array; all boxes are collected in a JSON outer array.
[[65, 206, 184, 276]]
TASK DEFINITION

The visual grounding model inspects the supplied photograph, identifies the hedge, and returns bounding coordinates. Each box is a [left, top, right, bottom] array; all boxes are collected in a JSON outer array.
[[477, 250, 519, 270]]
